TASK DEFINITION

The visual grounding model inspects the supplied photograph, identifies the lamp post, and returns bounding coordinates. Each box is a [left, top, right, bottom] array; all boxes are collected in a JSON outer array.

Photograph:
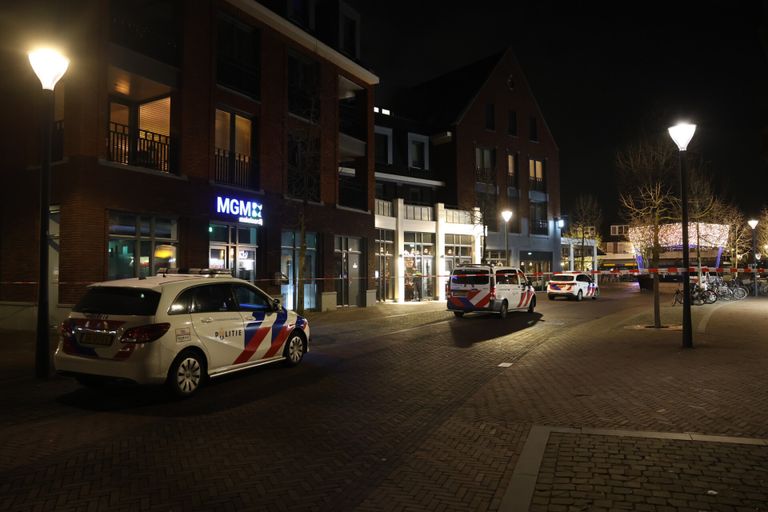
[[501, 210, 512, 265], [28, 48, 69, 379], [748, 219, 758, 296], [668, 122, 696, 349]]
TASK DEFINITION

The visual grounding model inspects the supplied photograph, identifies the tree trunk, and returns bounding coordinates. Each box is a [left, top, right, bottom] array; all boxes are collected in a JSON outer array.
[[652, 273, 661, 328]]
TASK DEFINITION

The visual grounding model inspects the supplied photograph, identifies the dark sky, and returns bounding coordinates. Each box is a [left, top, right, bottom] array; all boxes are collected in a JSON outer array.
[[350, 1, 768, 225]]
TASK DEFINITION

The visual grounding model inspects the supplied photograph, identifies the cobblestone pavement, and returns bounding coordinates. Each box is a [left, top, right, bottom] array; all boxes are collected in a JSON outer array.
[[0, 283, 767, 511]]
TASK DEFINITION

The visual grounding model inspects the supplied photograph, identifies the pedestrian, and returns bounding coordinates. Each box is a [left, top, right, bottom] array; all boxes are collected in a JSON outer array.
[[413, 272, 422, 301]]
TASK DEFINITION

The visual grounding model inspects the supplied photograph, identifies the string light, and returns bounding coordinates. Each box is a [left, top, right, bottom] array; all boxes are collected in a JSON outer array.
[[628, 223, 730, 254]]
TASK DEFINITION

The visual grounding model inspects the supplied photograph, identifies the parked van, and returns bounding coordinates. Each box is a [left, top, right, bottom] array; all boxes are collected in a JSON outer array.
[[447, 264, 536, 318]]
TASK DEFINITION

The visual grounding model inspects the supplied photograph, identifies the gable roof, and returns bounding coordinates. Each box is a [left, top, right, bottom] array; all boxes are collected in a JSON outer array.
[[394, 51, 505, 129]]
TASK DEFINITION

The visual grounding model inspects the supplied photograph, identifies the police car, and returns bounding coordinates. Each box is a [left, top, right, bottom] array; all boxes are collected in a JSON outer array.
[[546, 272, 599, 301], [447, 264, 536, 318], [55, 270, 310, 397]]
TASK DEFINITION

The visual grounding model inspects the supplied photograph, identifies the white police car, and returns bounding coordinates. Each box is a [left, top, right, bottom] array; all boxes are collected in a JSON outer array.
[[447, 264, 536, 318], [546, 272, 599, 301], [55, 270, 310, 397]]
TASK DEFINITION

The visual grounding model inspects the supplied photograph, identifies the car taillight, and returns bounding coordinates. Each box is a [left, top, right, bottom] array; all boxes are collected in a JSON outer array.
[[119, 323, 171, 343], [60, 319, 75, 337]]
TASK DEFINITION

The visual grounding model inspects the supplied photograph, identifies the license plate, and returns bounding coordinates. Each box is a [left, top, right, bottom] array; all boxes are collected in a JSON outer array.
[[79, 332, 114, 346]]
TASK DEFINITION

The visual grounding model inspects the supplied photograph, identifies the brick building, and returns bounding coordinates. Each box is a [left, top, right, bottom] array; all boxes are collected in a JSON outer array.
[[374, 49, 562, 302], [0, 0, 378, 328]]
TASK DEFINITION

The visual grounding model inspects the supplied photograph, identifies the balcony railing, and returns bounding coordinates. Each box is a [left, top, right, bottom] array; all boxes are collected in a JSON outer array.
[[404, 204, 433, 221], [214, 148, 256, 189], [445, 208, 471, 224], [529, 177, 546, 192], [375, 199, 393, 217], [109, 122, 170, 173]]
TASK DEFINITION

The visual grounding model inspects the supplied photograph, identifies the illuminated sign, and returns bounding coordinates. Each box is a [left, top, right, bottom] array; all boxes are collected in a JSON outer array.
[[216, 196, 263, 225]]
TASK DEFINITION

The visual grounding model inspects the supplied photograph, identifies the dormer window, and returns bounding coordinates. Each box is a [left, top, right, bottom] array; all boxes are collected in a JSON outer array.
[[408, 133, 429, 170]]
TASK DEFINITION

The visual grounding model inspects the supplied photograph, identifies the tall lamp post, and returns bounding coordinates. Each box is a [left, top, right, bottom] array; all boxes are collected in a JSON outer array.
[[28, 48, 69, 379], [668, 122, 696, 349], [748, 219, 759, 296], [501, 210, 512, 265]]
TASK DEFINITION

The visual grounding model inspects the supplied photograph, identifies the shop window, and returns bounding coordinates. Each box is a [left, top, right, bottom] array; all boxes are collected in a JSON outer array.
[[281, 230, 318, 311], [108, 212, 177, 279]]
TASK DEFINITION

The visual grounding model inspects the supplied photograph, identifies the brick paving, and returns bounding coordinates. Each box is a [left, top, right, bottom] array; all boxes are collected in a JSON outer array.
[[0, 285, 767, 511]]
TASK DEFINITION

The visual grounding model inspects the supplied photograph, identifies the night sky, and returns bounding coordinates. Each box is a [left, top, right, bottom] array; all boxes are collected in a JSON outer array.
[[351, 1, 768, 226]]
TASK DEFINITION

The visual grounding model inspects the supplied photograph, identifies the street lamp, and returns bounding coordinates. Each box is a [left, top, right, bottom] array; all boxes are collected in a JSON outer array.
[[28, 48, 69, 379], [748, 219, 758, 296], [668, 122, 696, 349], [501, 210, 512, 265]]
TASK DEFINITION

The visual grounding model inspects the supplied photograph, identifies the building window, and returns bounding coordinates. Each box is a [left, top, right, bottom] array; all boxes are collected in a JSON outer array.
[[529, 116, 538, 141], [214, 109, 257, 189], [209, 223, 258, 282], [287, 131, 320, 201], [530, 202, 548, 235], [408, 133, 429, 170], [475, 147, 496, 183], [374, 126, 393, 166], [288, 51, 320, 122], [339, 5, 360, 59], [529, 158, 545, 192], [508, 110, 517, 136], [108, 96, 171, 173], [108, 212, 177, 279], [485, 103, 495, 130], [376, 229, 395, 301], [287, 0, 314, 30], [507, 153, 516, 187], [217, 14, 260, 99], [610, 225, 629, 236]]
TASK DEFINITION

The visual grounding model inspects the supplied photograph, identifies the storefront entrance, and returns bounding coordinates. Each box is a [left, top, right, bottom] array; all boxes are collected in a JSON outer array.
[[403, 232, 434, 301], [375, 229, 394, 301], [208, 223, 258, 282], [335, 236, 362, 306]]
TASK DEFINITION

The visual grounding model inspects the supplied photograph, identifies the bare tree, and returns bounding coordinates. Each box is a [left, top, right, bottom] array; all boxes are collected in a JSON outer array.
[[565, 194, 603, 271], [617, 135, 679, 328], [723, 205, 752, 267]]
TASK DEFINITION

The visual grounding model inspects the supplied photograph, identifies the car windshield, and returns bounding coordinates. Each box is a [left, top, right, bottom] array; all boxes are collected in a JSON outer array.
[[451, 269, 490, 285], [73, 286, 161, 316], [551, 275, 575, 282]]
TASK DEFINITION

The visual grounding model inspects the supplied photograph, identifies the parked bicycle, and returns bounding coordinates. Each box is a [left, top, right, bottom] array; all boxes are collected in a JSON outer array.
[[672, 283, 717, 306]]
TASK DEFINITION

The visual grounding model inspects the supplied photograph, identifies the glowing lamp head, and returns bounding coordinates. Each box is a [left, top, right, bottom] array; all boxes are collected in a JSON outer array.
[[748, 219, 758, 230], [668, 122, 696, 151], [28, 48, 69, 90], [557, 218, 565, 229], [501, 210, 513, 223]]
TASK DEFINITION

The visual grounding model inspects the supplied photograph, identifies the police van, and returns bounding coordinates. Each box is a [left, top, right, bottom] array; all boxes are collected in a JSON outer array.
[[447, 264, 536, 318]]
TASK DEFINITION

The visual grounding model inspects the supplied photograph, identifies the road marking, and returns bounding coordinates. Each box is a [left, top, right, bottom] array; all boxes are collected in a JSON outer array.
[[499, 425, 768, 512]]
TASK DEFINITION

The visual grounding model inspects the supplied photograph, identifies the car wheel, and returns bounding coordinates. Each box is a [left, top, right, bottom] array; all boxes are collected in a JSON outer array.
[[527, 296, 536, 313], [577, 290, 583, 301], [167, 349, 205, 398], [75, 374, 108, 389], [499, 301, 508, 319], [592, 288, 600, 300], [548, 294, 555, 300], [283, 332, 305, 367], [453, 311, 464, 318]]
